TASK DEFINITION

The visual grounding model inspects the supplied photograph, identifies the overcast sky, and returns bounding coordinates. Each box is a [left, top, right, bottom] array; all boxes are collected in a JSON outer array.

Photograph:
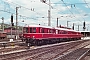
[[0, 0, 90, 31]]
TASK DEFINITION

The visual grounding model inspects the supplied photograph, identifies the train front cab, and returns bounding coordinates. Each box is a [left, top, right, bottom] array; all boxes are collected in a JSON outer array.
[[23, 26, 37, 45], [23, 26, 82, 46]]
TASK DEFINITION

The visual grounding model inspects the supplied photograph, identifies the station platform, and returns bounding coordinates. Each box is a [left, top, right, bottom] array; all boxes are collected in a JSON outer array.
[[81, 37, 90, 40]]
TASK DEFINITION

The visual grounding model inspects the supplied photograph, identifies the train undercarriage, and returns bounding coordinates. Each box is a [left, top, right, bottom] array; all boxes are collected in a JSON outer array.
[[24, 37, 81, 46]]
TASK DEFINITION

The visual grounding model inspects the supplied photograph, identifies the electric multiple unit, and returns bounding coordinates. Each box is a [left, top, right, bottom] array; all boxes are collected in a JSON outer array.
[[22, 25, 82, 45]]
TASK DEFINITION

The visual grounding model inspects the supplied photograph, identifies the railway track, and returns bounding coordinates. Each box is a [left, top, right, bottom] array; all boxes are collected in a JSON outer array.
[[83, 50, 90, 60], [0, 39, 26, 55], [54, 48, 90, 60], [0, 39, 24, 47], [0, 46, 26, 54], [0, 39, 9, 42], [26, 40, 90, 60], [0, 40, 89, 60]]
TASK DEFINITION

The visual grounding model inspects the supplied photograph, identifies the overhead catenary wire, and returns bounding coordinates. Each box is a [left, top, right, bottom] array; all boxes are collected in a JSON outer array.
[[73, 4, 86, 21], [0, 0, 47, 20], [83, 0, 90, 11], [6, 0, 47, 17], [61, 0, 83, 23], [1, 0, 89, 21], [61, 0, 76, 17], [0, 0, 90, 28]]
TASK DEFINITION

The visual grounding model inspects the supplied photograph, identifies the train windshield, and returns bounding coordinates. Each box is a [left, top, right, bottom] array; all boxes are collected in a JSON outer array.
[[23, 27, 36, 33], [23, 27, 28, 33], [33, 27, 36, 33]]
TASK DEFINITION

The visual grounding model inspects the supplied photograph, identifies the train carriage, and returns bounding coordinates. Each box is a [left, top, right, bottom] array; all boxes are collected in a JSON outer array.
[[0, 32, 7, 39], [22, 25, 82, 45]]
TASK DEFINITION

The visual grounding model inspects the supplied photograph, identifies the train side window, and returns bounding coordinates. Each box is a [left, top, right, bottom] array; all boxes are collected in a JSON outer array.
[[62, 31, 67, 34], [50, 29, 52, 33], [44, 28, 48, 33], [44, 28, 46, 33], [42, 28, 44, 33], [63, 31, 67, 34], [30, 28, 32, 33], [26, 28, 28, 33], [59, 31, 61, 34], [33, 28, 36, 33]]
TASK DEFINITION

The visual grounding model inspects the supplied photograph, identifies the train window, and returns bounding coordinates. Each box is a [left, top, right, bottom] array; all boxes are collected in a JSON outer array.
[[24, 28, 28, 33], [60, 31, 63, 34], [23, 27, 28, 33], [45, 29, 48, 33], [50, 29, 52, 33], [64, 31, 67, 34], [30, 28, 32, 33], [41, 28, 44, 33], [62, 31, 67, 34], [26, 28, 28, 33], [59, 31, 61, 34], [33, 28, 36, 33], [47, 29, 48, 33]]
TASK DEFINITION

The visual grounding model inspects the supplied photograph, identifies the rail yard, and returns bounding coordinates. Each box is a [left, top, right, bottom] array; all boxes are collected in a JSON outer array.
[[0, 0, 90, 60], [0, 38, 89, 60], [0, 23, 89, 60]]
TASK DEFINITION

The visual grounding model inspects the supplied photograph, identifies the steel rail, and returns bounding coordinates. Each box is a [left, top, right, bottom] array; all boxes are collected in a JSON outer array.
[[76, 49, 90, 60]]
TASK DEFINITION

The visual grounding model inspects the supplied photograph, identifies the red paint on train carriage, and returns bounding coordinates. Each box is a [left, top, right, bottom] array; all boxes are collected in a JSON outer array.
[[22, 25, 82, 45]]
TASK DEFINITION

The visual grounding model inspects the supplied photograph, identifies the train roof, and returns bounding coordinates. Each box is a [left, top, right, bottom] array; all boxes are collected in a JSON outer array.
[[25, 25, 80, 32], [55, 27, 76, 32], [25, 25, 53, 28]]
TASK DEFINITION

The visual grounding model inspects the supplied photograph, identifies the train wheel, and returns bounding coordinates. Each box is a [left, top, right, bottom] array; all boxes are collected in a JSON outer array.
[[34, 40, 40, 46], [36, 40, 42, 46]]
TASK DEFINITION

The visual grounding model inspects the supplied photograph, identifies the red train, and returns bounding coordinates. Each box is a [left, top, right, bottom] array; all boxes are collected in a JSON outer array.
[[22, 25, 82, 45]]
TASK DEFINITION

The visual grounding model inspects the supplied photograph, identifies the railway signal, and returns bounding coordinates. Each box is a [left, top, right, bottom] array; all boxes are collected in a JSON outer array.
[[11, 15, 13, 23], [1, 17, 4, 32], [83, 21, 86, 31], [11, 14, 14, 26], [12, 23, 14, 26], [72, 23, 74, 30], [11, 14, 14, 39]]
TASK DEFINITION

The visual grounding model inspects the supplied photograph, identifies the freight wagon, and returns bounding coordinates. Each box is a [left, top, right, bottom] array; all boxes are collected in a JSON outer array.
[[0, 32, 7, 39]]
